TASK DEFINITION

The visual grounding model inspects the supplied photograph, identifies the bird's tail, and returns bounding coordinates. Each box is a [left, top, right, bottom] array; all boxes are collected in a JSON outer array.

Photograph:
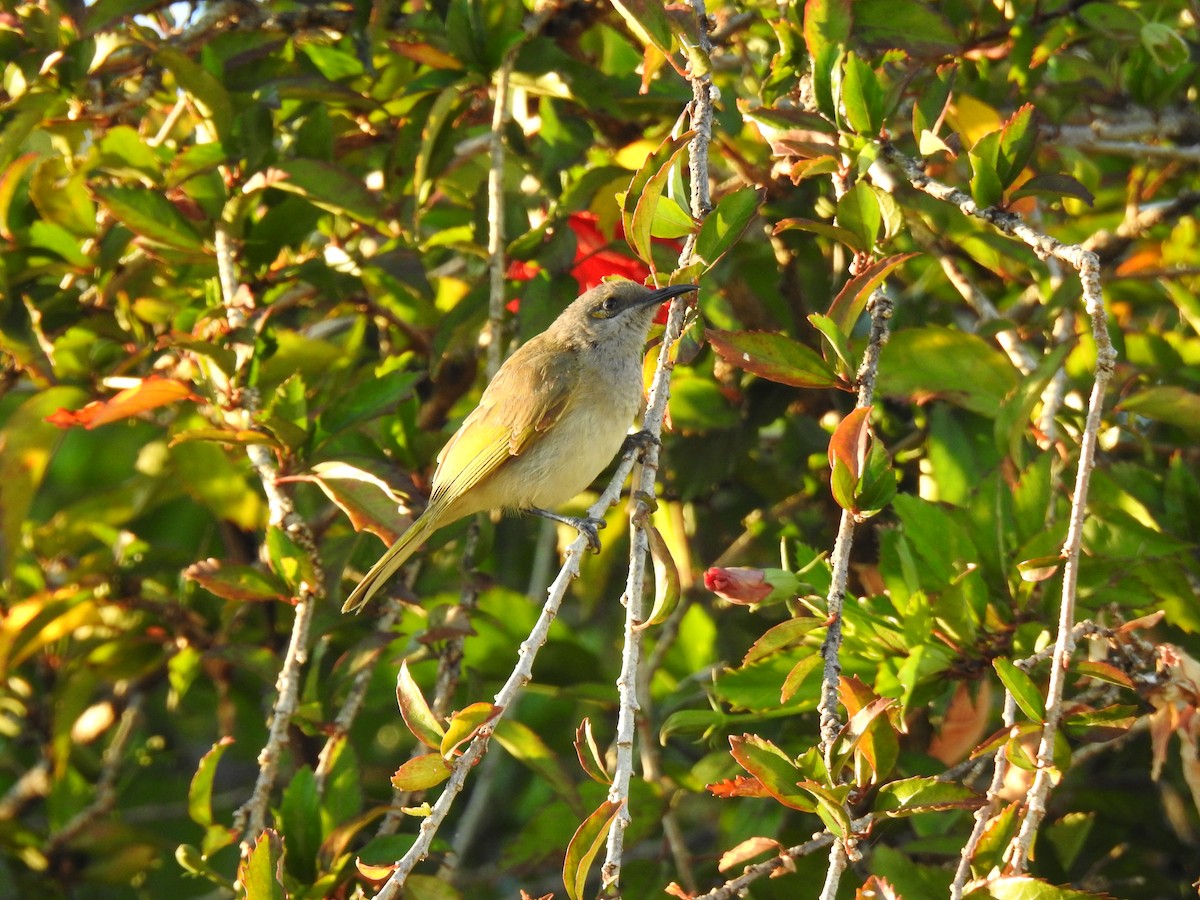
[[341, 506, 442, 613]]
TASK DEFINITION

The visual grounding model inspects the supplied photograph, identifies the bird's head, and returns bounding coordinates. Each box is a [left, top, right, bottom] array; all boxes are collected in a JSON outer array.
[[554, 280, 698, 348]]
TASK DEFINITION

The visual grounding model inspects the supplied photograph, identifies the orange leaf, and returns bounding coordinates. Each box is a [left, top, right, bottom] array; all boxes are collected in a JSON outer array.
[[718, 836, 782, 872], [46, 377, 199, 429], [828, 406, 873, 482]]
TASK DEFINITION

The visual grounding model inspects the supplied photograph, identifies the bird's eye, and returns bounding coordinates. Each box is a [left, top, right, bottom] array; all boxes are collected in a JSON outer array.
[[591, 297, 617, 319]]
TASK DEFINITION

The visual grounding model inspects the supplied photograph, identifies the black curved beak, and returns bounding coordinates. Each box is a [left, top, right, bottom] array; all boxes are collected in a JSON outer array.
[[641, 283, 699, 307]]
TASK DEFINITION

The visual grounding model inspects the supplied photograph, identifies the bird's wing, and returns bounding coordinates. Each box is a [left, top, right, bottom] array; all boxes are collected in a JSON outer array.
[[429, 346, 576, 506]]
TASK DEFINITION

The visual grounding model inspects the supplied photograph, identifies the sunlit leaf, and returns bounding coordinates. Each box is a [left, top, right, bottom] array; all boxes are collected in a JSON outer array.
[[91, 186, 206, 251], [742, 618, 824, 666], [874, 776, 982, 818], [397, 662, 445, 750], [728, 734, 816, 812], [390, 753, 453, 792], [626, 133, 694, 268], [440, 702, 500, 758], [826, 252, 919, 336], [238, 829, 285, 900], [638, 522, 680, 628], [993, 658, 1046, 723], [706, 328, 846, 389], [573, 718, 611, 785], [563, 801, 621, 900], [694, 187, 761, 269], [835, 181, 882, 251]]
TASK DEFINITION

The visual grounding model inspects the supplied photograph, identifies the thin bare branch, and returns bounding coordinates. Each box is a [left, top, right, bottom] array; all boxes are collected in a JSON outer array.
[[373, 441, 649, 895], [212, 222, 326, 845], [600, 2, 716, 890], [879, 143, 1117, 877]]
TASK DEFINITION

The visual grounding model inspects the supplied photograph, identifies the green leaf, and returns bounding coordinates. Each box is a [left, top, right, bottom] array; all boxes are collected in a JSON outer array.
[[640, 523, 681, 627], [835, 181, 882, 251], [964, 875, 1116, 899], [797, 778, 853, 837], [563, 801, 621, 900], [95, 125, 164, 181], [782, 654, 823, 703], [626, 133, 693, 268], [1008, 173, 1095, 207], [188, 736, 235, 829], [773, 216, 867, 253], [609, 0, 673, 55], [317, 370, 421, 438], [668, 369, 739, 431], [808, 313, 854, 375], [995, 341, 1072, 465], [1073, 661, 1134, 690], [0, 152, 37, 242], [874, 776, 982, 818], [304, 460, 414, 546], [182, 559, 290, 603], [390, 753, 453, 792], [257, 158, 385, 229], [494, 718, 580, 807], [742, 618, 824, 666], [912, 69, 954, 143], [83, 0, 164, 34], [993, 658, 1046, 722], [841, 52, 885, 135], [803, 0, 852, 54], [727, 734, 816, 812], [265, 525, 317, 594], [440, 702, 499, 758], [968, 130, 1003, 208], [706, 328, 845, 390], [826, 252, 919, 336], [30, 159, 97, 238], [830, 456, 857, 512], [91, 185, 205, 252], [878, 326, 1019, 417], [854, 0, 959, 56], [997, 103, 1037, 187], [156, 48, 233, 143], [279, 767, 320, 882], [29, 221, 92, 267], [573, 719, 611, 785], [1117, 385, 1200, 437], [694, 187, 761, 270], [856, 441, 897, 515], [239, 830, 285, 900], [396, 661, 445, 750]]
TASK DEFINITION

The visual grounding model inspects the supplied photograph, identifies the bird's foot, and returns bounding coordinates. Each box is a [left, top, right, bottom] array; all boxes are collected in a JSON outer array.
[[621, 429, 660, 461], [530, 508, 606, 552]]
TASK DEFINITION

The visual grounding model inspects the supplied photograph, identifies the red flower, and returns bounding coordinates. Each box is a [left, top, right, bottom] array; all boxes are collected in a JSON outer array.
[[507, 212, 685, 322]]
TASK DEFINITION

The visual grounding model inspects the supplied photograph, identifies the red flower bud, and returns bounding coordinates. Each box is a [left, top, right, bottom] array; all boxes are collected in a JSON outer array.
[[703, 566, 802, 606], [704, 567, 772, 604]]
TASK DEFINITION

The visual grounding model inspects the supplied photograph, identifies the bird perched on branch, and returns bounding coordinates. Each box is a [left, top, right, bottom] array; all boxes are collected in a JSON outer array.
[[342, 279, 699, 613]]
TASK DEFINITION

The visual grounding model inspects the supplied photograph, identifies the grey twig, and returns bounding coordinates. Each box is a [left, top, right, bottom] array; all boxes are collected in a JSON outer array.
[[879, 143, 1117, 877], [600, 1, 716, 892]]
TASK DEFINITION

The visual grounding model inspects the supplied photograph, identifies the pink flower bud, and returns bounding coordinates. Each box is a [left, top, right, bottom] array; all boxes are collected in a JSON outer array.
[[704, 567, 772, 604], [704, 567, 802, 605]]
